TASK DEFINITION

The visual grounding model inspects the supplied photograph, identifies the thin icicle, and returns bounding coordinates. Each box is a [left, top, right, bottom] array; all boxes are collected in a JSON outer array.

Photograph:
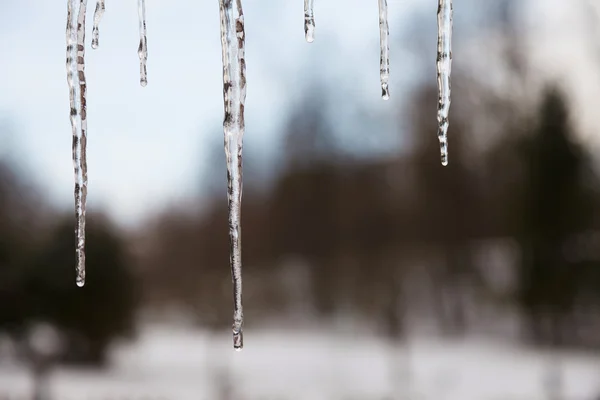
[[218, 0, 246, 351], [91, 0, 105, 49], [436, 0, 452, 166], [137, 0, 148, 87], [66, 0, 88, 288], [378, 0, 390, 100], [304, 0, 315, 43]]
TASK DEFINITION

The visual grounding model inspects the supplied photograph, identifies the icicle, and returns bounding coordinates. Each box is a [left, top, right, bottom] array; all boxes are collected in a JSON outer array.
[[378, 0, 390, 100], [304, 0, 315, 43], [137, 0, 148, 87], [91, 0, 105, 49], [218, 0, 246, 351], [66, 0, 89, 288], [436, 0, 452, 166]]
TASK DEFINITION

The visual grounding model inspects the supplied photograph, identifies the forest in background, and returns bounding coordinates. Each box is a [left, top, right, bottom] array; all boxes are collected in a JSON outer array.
[[0, 1, 600, 386]]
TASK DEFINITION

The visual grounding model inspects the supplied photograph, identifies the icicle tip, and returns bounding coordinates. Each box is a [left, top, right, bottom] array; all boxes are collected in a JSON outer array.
[[438, 135, 449, 166], [76, 277, 85, 288], [233, 328, 243, 351], [381, 83, 390, 100], [305, 23, 315, 43]]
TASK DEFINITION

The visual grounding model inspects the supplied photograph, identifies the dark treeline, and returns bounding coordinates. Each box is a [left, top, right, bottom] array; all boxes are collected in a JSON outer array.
[[0, 0, 598, 378], [137, 70, 600, 350], [0, 162, 137, 396], [0, 160, 137, 373]]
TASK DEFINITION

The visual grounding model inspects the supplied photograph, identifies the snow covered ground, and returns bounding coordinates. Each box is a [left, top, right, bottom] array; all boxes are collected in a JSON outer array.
[[1, 324, 599, 400]]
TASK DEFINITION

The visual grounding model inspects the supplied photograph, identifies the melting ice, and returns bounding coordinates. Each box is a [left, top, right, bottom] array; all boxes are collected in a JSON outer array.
[[436, 0, 452, 166], [66, 0, 89, 287], [218, 0, 247, 351]]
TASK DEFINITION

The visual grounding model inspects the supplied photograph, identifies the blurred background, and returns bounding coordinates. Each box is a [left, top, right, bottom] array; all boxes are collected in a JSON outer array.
[[2, 0, 600, 398]]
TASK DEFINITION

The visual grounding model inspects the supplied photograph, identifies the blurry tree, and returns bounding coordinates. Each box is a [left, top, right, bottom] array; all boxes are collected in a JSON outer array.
[[139, 132, 280, 328], [20, 214, 137, 365], [514, 86, 599, 348], [401, 81, 486, 336], [0, 141, 137, 397], [269, 160, 341, 316], [132, 5, 600, 355], [0, 159, 44, 338], [268, 90, 343, 315]]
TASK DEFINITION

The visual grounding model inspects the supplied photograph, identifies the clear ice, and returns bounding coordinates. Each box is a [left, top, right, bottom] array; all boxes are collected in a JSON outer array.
[[218, 0, 246, 351], [137, 0, 148, 87], [66, 0, 89, 287], [436, 0, 452, 166], [304, 0, 315, 43], [91, 0, 105, 49], [378, 0, 390, 100]]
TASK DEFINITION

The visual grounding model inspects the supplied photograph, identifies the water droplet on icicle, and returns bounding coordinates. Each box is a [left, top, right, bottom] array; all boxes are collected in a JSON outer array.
[[137, 0, 148, 87], [378, 0, 390, 100], [91, 0, 105, 49], [218, 0, 246, 350], [66, 0, 89, 287], [304, 0, 315, 43], [436, 0, 452, 166]]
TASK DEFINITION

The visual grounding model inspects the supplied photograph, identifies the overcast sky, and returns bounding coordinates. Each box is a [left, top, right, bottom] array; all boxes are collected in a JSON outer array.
[[0, 0, 598, 227]]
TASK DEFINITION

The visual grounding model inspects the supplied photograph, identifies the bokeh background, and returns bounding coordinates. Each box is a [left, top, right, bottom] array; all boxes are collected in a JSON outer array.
[[2, 0, 600, 398]]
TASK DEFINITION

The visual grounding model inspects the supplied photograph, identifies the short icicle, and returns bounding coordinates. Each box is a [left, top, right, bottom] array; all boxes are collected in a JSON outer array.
[[91, 0, 105, 49], [66, 0, 89, 287], [218, 0, 246, 351], [137, 0, 148, 86], [304, 0, 315, 43], [436, 0, 452, 166], [378, 0, 390, 100]]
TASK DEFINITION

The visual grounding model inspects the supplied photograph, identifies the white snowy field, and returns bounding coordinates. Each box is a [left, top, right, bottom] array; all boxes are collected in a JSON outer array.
[[1, 324, 600, 400]]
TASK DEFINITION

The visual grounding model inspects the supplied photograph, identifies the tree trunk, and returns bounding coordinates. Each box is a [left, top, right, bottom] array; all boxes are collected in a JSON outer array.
[[32, 364, 50, 400]]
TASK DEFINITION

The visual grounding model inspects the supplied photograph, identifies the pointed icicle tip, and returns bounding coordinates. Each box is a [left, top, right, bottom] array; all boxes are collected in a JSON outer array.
[[438, 135, 449, 166], [381, 83, 390, 100], [304, 16, 315, 42], [305, 29, 315, 43], [233, 328, 243, 351]]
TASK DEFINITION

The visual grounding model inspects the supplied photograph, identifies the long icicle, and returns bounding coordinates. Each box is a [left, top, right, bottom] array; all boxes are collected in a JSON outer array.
[[218, 0, 246, 351], [378, 0, 390, 100], [436, 0, 452, 166], [66, 0, 89, 288], [304, 0, 315, 43], [91, 0, 105, 49], [137, 0, 148, 86]]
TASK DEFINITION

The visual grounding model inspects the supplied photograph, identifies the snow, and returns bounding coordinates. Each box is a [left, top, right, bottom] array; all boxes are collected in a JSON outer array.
[[0, 325, 598, 399]]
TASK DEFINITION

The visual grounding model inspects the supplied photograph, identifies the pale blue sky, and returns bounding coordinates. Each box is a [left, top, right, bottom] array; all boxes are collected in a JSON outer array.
[[0, 0, 598, 226]]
